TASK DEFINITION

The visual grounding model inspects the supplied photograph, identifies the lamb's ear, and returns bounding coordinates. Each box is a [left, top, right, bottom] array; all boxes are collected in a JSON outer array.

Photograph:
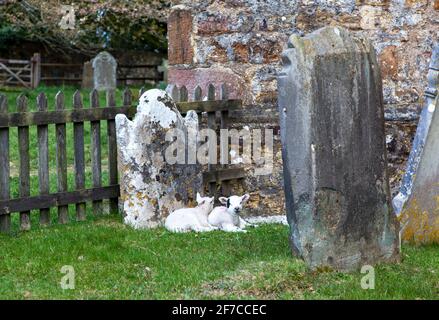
[[196, 192, 202, 203], [219, 197, 228, 205], [241, 194, 250, 203]]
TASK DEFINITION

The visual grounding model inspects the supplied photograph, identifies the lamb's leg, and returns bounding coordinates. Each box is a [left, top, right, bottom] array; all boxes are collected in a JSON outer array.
[[221, 223, 247, 233], [205, 225, 219, 231], [199, 219, 219, 231], [193, 225, 217, 232], [168, 226, 191, 233], [238, 217, 255, 229]]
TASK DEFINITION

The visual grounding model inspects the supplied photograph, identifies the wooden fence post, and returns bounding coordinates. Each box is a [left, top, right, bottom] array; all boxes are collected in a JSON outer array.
[[37, 93, 50, 225], [17, 95, 31, 230], [73, 91, 86, 221], [207, 84, 217, 198], [107, 90, 119, 214], [139, 86, 146, 98], [179, 85, 188, 103], [90, 89, 102, 215], [193, 85, 202, 125], [55, 92, 69, 224], [166, 84, 179, 101], [219, 83, 231, 196], [179, 86, 189, 168], [123, 88, 132, 108], [31, 53, 41, 88], [0, 95, 10, 233]]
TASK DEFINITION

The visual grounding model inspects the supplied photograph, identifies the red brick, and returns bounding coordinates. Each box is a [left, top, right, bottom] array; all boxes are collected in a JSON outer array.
[[197, 13, 229, 35], [168, 67, 252, 104], [168, 8, 194, 65]]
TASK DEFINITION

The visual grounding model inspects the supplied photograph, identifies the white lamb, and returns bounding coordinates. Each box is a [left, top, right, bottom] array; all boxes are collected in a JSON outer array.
[[208, 194, 251, 232], [165, 193, 215, 233]]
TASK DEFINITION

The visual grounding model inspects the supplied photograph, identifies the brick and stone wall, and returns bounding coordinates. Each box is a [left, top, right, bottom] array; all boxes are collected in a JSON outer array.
[[167, 0, 439, 215]]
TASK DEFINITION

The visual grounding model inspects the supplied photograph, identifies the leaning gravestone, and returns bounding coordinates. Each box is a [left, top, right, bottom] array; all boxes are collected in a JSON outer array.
[[395, 44, 439, 244], [277, 26, 400, 270], [115, 89, 202, 229], [92, 51, 117, 91]]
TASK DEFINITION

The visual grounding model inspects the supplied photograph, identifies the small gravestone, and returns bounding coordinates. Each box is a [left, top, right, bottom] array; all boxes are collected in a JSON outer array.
[[396, 44, 439, 244], [115, 89, 202, 229], [277, 26, 400, 270], [81, 61, 93, 89], [92, 51, 117, 91]]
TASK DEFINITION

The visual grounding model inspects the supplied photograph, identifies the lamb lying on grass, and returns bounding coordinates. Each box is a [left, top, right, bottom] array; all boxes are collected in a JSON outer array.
[[165, 193, 215, 233], [208, 194, 252, 232]]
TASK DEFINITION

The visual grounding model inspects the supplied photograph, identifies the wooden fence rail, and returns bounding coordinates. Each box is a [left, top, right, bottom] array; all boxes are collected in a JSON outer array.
[[0, 84, 244, 233], [39, 62, 163, 85]]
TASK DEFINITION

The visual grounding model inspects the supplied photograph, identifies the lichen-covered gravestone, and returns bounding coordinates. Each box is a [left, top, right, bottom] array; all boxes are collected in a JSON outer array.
[[92, 51, 117, 91], [115, 89, 202, 229], [393, 45, 439, 244], [400, 97, 439, 243], [277, 27, 400, 270]]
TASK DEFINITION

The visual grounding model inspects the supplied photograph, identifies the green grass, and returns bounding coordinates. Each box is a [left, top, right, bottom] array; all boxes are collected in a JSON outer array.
[[0, 217, 438, 300]]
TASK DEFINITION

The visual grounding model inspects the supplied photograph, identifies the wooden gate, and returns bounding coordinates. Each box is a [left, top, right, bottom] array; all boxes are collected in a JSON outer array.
[[0, 53, 40, 88]]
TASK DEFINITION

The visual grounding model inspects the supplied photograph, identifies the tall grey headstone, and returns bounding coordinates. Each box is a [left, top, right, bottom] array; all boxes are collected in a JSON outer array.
[[92, 51, 117, 91], [278, 27, 400, 270], [115, 89, 202, 229], [395, 44, 439, 244]]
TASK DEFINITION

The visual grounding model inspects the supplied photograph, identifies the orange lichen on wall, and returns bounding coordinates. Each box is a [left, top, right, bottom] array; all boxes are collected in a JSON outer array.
[[400, 199, 439, 244]]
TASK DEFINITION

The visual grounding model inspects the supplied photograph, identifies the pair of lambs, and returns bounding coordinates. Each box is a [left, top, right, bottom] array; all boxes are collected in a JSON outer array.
[[165, 193, 251, 233]]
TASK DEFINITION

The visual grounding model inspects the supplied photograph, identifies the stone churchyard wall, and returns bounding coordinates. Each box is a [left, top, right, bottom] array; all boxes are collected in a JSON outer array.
[[167, 0, 439, 216]]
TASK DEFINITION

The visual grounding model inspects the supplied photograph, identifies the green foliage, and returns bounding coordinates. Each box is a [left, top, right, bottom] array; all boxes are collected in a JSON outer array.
[[80, 9, 167, 51], [0, 1, 169, 54], [0, 25, 26, 50]]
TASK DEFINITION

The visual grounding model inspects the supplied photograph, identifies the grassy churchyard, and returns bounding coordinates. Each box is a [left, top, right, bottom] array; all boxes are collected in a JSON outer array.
[[0, 215, 438, 299], [0, 86, 438, 300]]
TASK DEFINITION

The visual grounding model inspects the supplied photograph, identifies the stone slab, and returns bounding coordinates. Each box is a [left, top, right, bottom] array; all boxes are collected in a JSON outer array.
[[277, 26, 400, 270]]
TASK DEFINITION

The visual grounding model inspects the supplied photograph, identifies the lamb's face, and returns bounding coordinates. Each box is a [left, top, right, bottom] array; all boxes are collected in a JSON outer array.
[[219, 194, 250, 215], [196, 192, 214, 212]]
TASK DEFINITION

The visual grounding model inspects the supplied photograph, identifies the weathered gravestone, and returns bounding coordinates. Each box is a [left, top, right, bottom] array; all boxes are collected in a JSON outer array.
[[115, 89, 202, 229], [394, 44, 439, 244], [81, 61, 93, 89], [92, 51, 117, 91], [277, 26, 400, 270]]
